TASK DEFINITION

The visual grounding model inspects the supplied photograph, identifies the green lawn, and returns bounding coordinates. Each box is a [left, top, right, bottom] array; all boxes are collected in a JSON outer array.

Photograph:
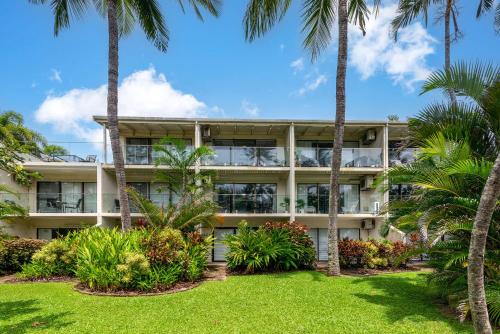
[[0, 271, 473, 334]]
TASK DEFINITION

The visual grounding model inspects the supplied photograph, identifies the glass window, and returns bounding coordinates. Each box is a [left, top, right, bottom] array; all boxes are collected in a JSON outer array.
[[83, 183, 97, 213], [61, 182, 82, 213], [37, 182, 60, 213], [339, 228, 360, 241], [150, 183, 169, 209], [339, 184, 360, 214]]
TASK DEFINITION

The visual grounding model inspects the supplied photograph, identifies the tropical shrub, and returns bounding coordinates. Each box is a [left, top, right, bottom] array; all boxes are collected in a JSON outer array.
[[19, 236, 77, 279], [224, 221, 316, 273], [338, 239, 410, 269], [0, 238, 46, 273], [71, 227, 211, 292]]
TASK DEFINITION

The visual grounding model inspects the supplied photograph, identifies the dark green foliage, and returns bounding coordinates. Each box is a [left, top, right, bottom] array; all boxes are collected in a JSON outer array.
[[0, 238, 46, 273], [224, 221, 316, 273]]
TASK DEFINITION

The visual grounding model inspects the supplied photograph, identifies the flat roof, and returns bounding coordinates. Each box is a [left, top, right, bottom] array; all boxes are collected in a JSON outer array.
[[92, 115, 408, 127]]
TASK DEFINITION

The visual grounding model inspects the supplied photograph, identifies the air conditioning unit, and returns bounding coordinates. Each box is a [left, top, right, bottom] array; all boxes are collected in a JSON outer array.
[[363, 129, 376, 144], [360, 175, 374, 190], [202, 126, 211, 139], [361, 219, 375, 230]]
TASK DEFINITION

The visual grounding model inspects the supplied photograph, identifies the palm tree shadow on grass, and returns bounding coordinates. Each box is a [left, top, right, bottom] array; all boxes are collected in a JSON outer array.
[[350, 274, 471, 332], [0, 299, 73, 334]]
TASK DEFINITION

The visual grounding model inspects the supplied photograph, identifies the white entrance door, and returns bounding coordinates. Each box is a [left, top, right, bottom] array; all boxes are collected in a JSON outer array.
[[213, 228, 235, 261]]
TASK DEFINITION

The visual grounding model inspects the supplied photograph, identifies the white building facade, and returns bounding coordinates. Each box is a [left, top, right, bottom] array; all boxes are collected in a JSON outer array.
[[1, 117, 412, 261]]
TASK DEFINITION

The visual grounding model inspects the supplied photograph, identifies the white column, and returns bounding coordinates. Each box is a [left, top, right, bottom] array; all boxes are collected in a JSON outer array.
[[288, 123, 296, 222], [96, 163, 103, 226], [102, 125, 107, 164], [194, 122, 202, 148], [383, 124, 390, 207]]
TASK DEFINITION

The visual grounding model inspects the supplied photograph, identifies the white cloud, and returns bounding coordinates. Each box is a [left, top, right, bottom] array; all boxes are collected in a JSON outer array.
[[35, 67, 207, 144], [50, 69, 62, 83], [349, 3, 436, 90], [240, 99, 260, 117], [290, 57, 304, 73], [297, 74, 327, 96]]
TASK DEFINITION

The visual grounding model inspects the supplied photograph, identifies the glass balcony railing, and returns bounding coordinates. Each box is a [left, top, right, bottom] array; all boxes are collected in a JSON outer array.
[[0, 192, 97, 213], [296, 148, 383, 168], [102, 193, 174, 213], [295, 194, 382, 214], [389, 148, 418, 166], [215, 194, 289, 214], [202, 146, 288, 167], [125, 145, 194, 165]]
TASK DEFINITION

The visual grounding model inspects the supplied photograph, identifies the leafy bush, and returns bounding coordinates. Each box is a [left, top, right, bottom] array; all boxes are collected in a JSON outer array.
[[74, 228, 147, 291], [73, 227, 211, 292], [338, 239, 411, 269], [19, 236, 77, 279], [224, 221, 316, 273], [0, 238, 46, 273], [181, 232, 213, 282]]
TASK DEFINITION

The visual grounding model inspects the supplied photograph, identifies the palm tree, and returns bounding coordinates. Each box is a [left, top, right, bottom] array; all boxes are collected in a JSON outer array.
[[128, 137, 218, 231], [31, 0, 221, 231], [384, 62, 500, 331], [391, 0, 462, 103], [476, 0, 500, 33], [421, 62, 499, 334], [243, 0, 378, 276]]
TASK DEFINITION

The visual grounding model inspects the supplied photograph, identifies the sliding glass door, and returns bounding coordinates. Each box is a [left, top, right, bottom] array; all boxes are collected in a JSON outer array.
[[297, 183, 360, 214]]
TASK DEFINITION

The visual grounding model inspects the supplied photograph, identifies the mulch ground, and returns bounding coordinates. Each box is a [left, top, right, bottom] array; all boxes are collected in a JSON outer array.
[[74, 281, 201, 297]]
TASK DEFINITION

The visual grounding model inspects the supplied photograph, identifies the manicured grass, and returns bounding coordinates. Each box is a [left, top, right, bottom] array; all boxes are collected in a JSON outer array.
[[0, 271, 472, 333]]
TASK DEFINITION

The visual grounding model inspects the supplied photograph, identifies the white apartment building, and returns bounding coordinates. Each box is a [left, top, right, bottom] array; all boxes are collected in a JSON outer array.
[[0, 117, 414, 261]]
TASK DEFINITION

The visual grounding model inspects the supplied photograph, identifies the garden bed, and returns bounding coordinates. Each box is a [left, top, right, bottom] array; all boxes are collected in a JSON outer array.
[[74, 280, 201, 297]]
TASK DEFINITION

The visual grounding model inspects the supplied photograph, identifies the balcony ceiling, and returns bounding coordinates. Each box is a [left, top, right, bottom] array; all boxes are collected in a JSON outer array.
[[204, 123, 289, 136], [116, 122, 195, 137], [294, 124, 380, 139]]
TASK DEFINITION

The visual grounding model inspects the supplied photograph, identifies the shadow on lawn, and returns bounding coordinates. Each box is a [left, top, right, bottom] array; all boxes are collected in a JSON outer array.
[[350, 274, 470, 332], [0, 299, 73, 334]]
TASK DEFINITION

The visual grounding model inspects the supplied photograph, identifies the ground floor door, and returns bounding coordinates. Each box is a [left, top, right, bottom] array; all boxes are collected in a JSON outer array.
[[213, 228, 236, 262], [307, 228, 328, 261]]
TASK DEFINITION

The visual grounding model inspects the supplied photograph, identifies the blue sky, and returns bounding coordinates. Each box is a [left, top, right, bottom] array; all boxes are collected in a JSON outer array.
[[0, 0, 498, 151]]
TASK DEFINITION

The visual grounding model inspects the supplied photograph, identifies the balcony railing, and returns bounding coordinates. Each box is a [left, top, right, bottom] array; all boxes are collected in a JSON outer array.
[[102, 193, 173, 213], [0, 192, 97, 213], [215, 194, 289, 214], [389, 148, 418, 166], [295, 194, 381, 214], [125, 145, 194, 165], [296, 148, 383, 168], [202, 146, 288, 167]]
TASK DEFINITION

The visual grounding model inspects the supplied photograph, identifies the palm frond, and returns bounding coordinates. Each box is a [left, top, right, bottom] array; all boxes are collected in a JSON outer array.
[[421, 61, 500, 105], [243, 0, 291, 42], [391, 0, 432, 40], [301, 0, 336, 60]]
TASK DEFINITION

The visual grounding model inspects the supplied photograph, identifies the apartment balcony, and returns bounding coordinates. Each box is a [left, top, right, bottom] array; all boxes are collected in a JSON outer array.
[[389, 148, 418, 166], [0, 192, 97, 214], [102, 193, 171, 213], [215, 194, 289, 214], [295, 194, 382, 215], [202, 146, 288, 167], [296, 148, 383, 168], [125, 144, 194, 165]]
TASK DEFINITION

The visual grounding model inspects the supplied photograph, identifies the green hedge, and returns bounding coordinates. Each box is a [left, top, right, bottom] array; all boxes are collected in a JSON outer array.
[[0, 238, 46, 274]]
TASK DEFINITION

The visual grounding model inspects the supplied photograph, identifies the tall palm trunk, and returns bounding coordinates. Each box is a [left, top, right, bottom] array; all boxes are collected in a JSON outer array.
[[444, 0, 457, 104], [467, 152, 500, 334], [327, 0, 347, 277], [107, 0, 131, 231]]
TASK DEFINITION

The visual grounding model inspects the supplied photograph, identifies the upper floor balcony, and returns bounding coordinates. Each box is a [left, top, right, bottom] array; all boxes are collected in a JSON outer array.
[[296, 147, 383, 168], [0, 192, 97, 214], [125, 144, 194, 165], [202, 146, 288, 167], [388, 148, 418, 166]]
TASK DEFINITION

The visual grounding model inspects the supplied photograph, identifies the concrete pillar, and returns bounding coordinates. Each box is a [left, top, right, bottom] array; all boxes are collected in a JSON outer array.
[[102, 125, 107, 164], [383, 124, 390, 212], [288, 123, 296, 222], [96, 163, 103, 226]]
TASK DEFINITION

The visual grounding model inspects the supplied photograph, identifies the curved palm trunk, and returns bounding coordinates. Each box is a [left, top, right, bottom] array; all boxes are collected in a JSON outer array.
[[107, 0, 131, 231], [327, 0, 347, 277], [467, 152, 500, 334], [444, 0, 457, 104]]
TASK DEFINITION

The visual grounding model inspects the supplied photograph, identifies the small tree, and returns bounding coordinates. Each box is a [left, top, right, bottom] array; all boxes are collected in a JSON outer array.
[[128, 137, 218, 231]]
